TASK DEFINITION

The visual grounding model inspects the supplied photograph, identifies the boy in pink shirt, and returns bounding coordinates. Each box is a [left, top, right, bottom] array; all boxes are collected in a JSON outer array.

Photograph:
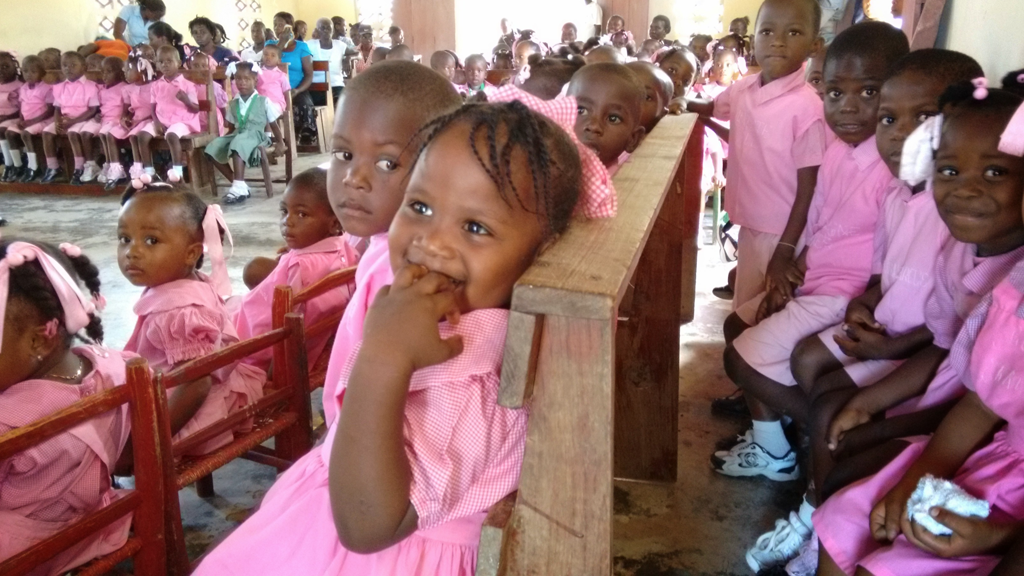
[[42, 52, 101, 185], [712, 23, 910, 543]]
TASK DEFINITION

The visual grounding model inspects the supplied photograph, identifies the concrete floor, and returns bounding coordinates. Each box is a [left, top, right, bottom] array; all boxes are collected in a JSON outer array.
[[1, 159, 803, 575]]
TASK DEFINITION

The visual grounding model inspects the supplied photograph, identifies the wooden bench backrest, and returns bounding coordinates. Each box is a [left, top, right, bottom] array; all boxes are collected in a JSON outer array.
[[310, 59, 331, 93], [0, 357, 167, 576], [482, 113, 701, 575], [485, 69, 515, 87]]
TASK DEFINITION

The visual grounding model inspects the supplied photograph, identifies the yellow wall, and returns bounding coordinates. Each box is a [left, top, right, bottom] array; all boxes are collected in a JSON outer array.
[[295, 0, 357, 30], [722, 0, 760, 36], [937, 0, 1024, 82]]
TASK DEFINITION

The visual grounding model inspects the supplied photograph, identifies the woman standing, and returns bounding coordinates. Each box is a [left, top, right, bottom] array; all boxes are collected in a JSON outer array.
[[268, 12, 316, 146], [114, 0, 166, 47]]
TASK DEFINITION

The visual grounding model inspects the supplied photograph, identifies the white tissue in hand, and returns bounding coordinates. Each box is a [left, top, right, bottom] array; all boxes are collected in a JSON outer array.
[[906, 475, 990, 536]]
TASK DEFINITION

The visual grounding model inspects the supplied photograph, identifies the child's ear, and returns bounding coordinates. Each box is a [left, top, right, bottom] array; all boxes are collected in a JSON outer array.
[[626, 125, 646, 154], [29, 320, 64, 360], [331, 216, 343, 236], [185, 240, 204, 269], [810, 36, 824, 56]]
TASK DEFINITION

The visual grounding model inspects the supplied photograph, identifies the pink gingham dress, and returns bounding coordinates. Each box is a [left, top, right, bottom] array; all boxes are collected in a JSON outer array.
[[123, 276, 266, 455], [234, 235, 361, 371], [193, 308, 528, 576], [0, 345, 133, 576]]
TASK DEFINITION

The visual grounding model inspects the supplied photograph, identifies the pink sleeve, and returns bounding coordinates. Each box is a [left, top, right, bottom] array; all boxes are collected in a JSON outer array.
[[925, 251, 958, 349], [870, 211, 888, 276], [145, 307, 223, 365], [406, 373, 528, 530], [791, 116, 826, 169], [711, 83, 733, 121], [86, 83, 100, 107], [279, 74, 291, 93]]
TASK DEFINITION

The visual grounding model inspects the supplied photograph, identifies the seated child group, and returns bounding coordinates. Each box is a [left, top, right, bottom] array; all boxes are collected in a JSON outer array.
[[4, 0, 1024, 574]]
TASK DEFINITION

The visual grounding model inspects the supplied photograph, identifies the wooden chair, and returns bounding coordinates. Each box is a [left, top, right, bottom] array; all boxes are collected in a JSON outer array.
[[131, 312, 314, 575], [0, 357, 168, 576], [298, 60, 335, 155], [475, 114, 703, 575], [216, 67, 288, 195]]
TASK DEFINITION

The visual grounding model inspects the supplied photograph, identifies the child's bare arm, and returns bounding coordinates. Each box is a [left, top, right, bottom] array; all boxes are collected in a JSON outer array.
[[765, 165, 818, 295], [242, 256, 278, 290], [701, 117, 729, 142], [685, 98, 715, 116], [64, 105, 100, 126], [22, 105, 55, 128]]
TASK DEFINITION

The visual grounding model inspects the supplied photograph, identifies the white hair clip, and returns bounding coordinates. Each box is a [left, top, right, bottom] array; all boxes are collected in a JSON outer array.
[[225, 61, 261, 77]]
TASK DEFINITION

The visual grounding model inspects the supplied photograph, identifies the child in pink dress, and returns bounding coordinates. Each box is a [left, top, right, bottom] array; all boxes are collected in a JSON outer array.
[[186, 52, 227, 137], [41, 51, 101, 185], [0, 51, 25, 182], [234, 167, 362, 371], [815, 77, 1024, 576], [3, 55, 51, 183], [257, 45, 289, 155], [120, 51, 156, 181], [137, 46, 202, 183], [193, 95, 595, 576], [0, 239, 133, 575], [118, 181, 266, 455], [96, 56, 128, 191], [686, 0, 826, 314]]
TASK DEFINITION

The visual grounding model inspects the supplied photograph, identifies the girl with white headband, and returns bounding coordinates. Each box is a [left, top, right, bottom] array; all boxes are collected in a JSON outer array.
[[117, 180, 266, 456], [0, 239, 134, 574]]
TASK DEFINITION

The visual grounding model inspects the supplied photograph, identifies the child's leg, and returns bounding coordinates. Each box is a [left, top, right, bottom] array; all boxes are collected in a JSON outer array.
[[165, 133, 184, 181], [822, 438, 911, 501], [791, 332, 845, 394], [807, 376, 859, 504], [231, 152, 246, 181], [68, 132, 84, 170], [269, 121, 285, 156], [137, 132, 154, 170], [817, 545, 849, 576], [42, 132, 60, 168], [211, 158, 234, 182], [223, 152, 251, 203]]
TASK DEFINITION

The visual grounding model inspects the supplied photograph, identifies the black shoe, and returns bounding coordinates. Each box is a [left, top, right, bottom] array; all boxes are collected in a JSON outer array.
[[20, 167, 42, 183], [40, 167, 65, 183], [1, 165, 17, 182], [104, 177, 123, 191], [711, 389, 750, 419], [0, 217, 7, 227], [712, 284, 734, 300], [69, 168, 83, 185]]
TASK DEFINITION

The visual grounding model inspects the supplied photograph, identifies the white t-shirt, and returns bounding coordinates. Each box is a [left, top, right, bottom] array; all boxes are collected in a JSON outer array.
[[579, 2, 603, 37], [305, 40, 346, 87], [118, 4, 159, 46]]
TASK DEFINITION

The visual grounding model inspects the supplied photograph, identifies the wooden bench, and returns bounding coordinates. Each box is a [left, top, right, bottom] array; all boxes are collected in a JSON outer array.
[[127, 313, 314, 575], [0, 357, 167, 576], [476, 113, 703, 575]]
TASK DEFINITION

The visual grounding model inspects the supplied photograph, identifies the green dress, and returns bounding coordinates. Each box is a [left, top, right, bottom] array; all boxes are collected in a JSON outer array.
[[205, 93, 272, 167]]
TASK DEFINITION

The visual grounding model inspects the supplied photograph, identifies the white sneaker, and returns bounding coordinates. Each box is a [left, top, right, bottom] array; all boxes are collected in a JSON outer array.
[[80, 162, 101, 182], [223, 182, 251, 204], [714, 428, 754, 458], [745, 511, 812, 572], [784, 534, 819, 576], [712, 441, 799, 481], [96, 164, 108, 183]]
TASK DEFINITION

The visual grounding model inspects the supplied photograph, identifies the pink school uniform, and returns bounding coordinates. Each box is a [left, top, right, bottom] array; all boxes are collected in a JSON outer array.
[[817, 187, 950, 386], [711, 65, 827, 309], [124, 276, 266, 455], [44, 77, 101, 135], [322, 233, 393, 426], [119, 83, 154, 137], [257, 67, 290, 122], [0, 345, 133, 576], [6, 82, 53, 135], [888, 239, 1024, 417], [815, 260, 1024, 576], [732, 137, 894, 386], [140, 74, 201, 138], [234, 235, 361, 371], [97, 82, 128, 138], [0, 79, 24, 129], [193, 306, 528, 576]]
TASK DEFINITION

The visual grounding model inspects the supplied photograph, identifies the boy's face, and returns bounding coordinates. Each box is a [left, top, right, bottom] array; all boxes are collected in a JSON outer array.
[[562, 24, 577, 44], [659, 52, 695, 98], [62, 55, 84, 80], [569, 70, 645, 167], [102, 60, 121, 86], [875, 70, 945, 177], [252, 25, 265, 44], [465, 58, 487, 87], [279, 184, 340, 250], [334, 19, 347, 38], [327, 92, 430, 238], [261, 48, 281, 68], [294, 22, 307, 38], [753, 0, 821, 83], [823, 55, 885, 146], [156, 50, 178, 77], [805, 53, 825, 99], [628, 63, 670, 133]]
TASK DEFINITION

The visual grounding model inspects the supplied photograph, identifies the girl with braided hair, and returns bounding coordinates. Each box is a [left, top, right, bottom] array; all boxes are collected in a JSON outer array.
[[0, 239, 134, 574], [193, 95, 616, 575], [117, 180, 265, 456]]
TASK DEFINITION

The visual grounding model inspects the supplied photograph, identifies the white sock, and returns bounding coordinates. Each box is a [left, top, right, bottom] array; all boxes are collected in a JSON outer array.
[[752, 419, 790, 458], [172, 164, 183, 177], [10, 150, 21, 167], [144, 166, 156, 175], [797, 496, 815, 530], [27, 152, 37, 170], [0, 140, 12, 165]]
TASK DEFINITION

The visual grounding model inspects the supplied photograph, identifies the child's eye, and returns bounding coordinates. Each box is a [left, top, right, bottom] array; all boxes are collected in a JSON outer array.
[[145, 237, 158, 245], [984, 167, 1008, 178], [937, 166, 958, 177], [608, 114, 623, 124], [916, 112, 936, 123], [576, 106, 588, 116], [375, 158, 397, 171], [332, 149, 353, 162], [464, 221, 491, 236], [788, 30, 802, 36], [861, 88, 878, 98], [809, 78, 822, 86], [879, 115, 895, 126], [118, 235, 130, 244], [827, 89, 842, 99], [409, 200, 431, 216]]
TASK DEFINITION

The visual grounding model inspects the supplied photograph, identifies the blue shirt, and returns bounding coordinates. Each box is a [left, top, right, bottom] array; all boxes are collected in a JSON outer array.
[[266, 40, 313, 89], [117, 5, 160, 46]]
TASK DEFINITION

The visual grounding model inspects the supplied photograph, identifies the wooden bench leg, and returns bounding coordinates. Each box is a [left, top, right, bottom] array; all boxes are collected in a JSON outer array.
[[259, 147, 273, 197], [195, 473, 215, 498], [679, 127, 704, 323]]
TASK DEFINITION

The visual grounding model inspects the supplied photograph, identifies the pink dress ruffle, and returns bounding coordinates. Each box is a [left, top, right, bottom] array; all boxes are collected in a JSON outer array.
[[0, 346, 134, 576], [124, 276, 266, 455]]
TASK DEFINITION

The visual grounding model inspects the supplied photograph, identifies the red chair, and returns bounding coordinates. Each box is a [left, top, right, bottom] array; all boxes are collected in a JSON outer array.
[[0, 357, 168, 576]]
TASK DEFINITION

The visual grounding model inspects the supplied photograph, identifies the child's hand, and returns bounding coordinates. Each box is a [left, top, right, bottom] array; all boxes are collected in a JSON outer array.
[[845, 298, 883, 333], [871, 475, 921, 543], [764, 249, 797, 296], [711, 172, 726, 189], [176, 89, 191, 104], [667, 99, 685, 115], [827, 403, 872, 451], [362, 264, 464, 373], [834, 323, 893, 360], [756, 286, 790, 323], [906, 508, 1018, 558]]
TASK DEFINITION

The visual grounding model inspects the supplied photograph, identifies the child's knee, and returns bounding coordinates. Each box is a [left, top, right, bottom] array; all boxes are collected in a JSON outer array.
[[723, 312, 749, 344], [723, 343, 748, 384], [791, 334, 838, 392]]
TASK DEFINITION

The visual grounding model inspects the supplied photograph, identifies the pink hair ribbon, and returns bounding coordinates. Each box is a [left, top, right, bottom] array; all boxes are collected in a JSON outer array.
[[999, 103, 1024, 157], [202, 205, 234, 298], [971, 77, 988, 100], [484, 84, 617, 218], [0, 242, 96, 354], [58, 242, 107, 311]]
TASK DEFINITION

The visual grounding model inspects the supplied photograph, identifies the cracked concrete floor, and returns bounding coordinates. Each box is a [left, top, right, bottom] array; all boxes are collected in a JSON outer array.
[[1, 165, 803, 574]]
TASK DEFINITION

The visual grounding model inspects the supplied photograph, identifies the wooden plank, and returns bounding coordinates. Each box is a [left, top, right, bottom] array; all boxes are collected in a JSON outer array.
[[476, 492, 517, 576], [509, 114, 697, 320], [501, 316, 615, 575], [679, 123, 704, 323], [497, 311, 543, 409]]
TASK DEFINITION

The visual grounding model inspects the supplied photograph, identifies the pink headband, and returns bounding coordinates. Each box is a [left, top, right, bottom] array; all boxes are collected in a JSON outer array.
[[0, 242, 96, 354], [484, 85, 617, 218], [999, 102, 1024, 157], [202, 205, 234, 297], [971, 77, 988, 100]]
